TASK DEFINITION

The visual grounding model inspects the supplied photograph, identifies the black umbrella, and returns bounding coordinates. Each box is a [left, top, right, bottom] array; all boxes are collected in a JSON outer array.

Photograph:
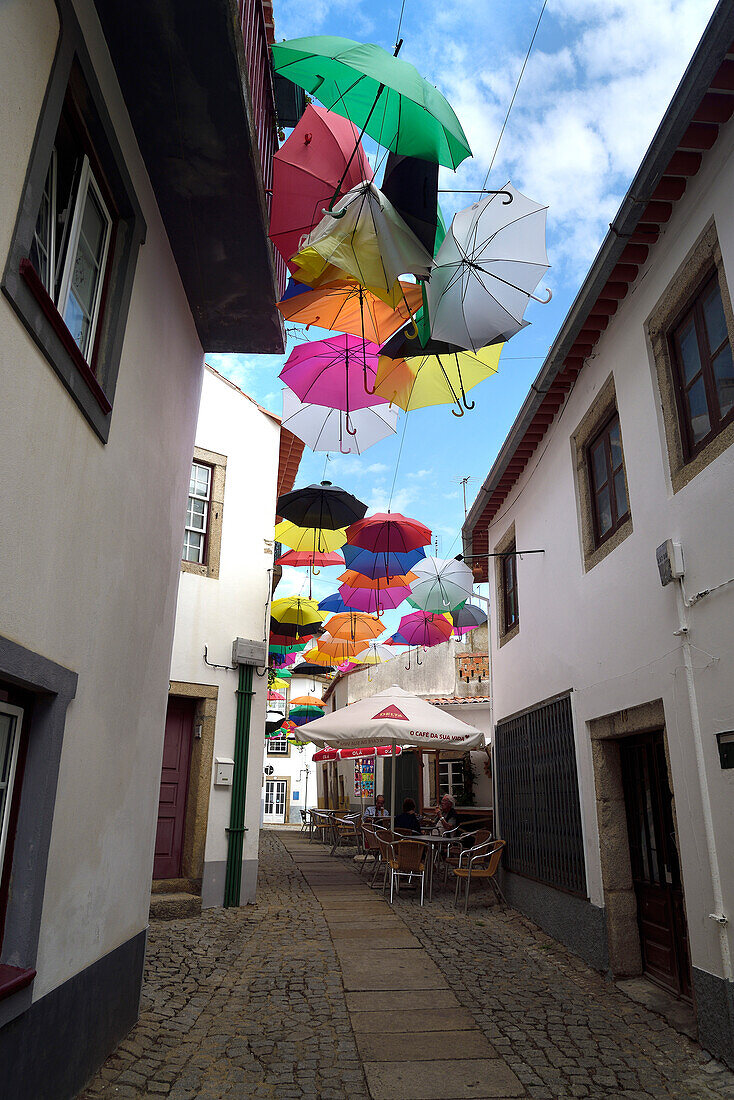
[[380, 317, 511, 362], [270, 619, 326, 640], [293, 662, 335, 677], [382, 153, 439, 256], [276, 481, 367, 531]]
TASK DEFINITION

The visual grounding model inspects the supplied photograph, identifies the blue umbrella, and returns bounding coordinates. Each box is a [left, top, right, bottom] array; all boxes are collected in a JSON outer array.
[[318, 592, 351, 613], [342, 544, 426, 579]]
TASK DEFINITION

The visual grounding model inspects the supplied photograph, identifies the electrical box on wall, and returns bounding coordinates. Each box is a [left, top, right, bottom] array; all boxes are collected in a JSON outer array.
[[232, 637, 267, 666], [656, 540, 685, 586], [717, 732, 734, 770], [215, 758, 234, 786]]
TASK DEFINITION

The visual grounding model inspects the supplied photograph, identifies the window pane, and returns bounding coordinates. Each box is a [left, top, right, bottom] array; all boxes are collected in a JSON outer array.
[[81, 191, 106, 257], [190, 464, 211, 498], [677, 317, 702, 385], [686, 376, 711, 444], [608, 419, 623, 471], [506, 589, 516, 623], [183, 531, 203, 562], [70, 241, 98, 313], [63, 292, 90, 353], [614, 469, 628, 518], [597, 486, 612, 535], [712, 345, 734, 419], [187, 498, 206, 530], [0, 712, 19, 845], [590, 438, 608, 489], [702, 284, 728, 354]]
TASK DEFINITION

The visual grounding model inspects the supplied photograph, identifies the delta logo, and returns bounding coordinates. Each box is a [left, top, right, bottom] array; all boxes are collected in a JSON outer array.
[[371, 705, 409, 721]]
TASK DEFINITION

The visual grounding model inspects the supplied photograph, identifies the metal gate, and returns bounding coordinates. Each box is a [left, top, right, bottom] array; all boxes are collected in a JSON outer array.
[[495, 693, 586, 895]]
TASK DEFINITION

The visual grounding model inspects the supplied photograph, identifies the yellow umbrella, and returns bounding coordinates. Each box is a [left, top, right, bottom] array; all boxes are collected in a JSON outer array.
[[374, 345, 503, 415], [274, 521, 348, 554], [271, 596, 323, 628]]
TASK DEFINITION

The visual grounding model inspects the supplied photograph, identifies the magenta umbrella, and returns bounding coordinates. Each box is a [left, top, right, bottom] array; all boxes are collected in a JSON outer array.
[[398, 611, 453, 647], [279, 335, 387, 432], [339, 582, 411, 614]]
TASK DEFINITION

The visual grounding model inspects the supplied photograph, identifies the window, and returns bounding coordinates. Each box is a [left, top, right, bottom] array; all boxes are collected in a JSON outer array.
[[670, 273, 734, 458], [0, 704, 23, 886], [267, 735, 289, 755], [183, 463, 212, 564], [587, 412, 630, 546], [502, 545, 519, 633], [438, 759, 464, 800]]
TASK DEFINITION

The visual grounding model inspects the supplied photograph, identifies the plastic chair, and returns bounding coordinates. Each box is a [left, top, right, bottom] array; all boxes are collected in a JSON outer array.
[[388, 839, 429, 905], [453, 839, 507, 914]]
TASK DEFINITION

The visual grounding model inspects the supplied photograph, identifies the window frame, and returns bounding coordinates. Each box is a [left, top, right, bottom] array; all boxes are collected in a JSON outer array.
[[438, 758, 464, 800], [668, 270, 734, 461], [586, 411, 631, 548], [266, 735, 290, 756], [183, 462, 213, 566], [2, 2, 146, 443], [502, 545, 519, 634], [0, 703, 24, 900]]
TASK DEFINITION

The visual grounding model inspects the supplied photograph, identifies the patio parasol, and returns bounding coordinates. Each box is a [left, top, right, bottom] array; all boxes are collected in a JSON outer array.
[[374, 344, 503, 416], [408, 557, 476, 612], [278, 278, 423, 345], [397, 611, 453, 647], [282, 388, 399, 455], [269, 103, 372, 272], [427, 183, 551, 352], [277, 480, 367, 531]]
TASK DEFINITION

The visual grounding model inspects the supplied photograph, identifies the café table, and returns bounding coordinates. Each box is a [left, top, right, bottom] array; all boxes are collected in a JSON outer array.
[[420, 831, 463, 901]]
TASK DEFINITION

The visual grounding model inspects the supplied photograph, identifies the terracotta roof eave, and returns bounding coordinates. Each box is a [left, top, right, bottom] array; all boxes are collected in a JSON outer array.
[[462, 1, 734, 557]]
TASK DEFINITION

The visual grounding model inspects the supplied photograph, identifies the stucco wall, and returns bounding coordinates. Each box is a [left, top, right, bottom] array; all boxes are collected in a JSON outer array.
[[484, 112, 734, 984], [170, 368, 280, 905], [0, 0, 204, 999]]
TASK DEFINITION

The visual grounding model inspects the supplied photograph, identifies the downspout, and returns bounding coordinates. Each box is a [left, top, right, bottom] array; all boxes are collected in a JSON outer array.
[[223, 662, 254, 907]]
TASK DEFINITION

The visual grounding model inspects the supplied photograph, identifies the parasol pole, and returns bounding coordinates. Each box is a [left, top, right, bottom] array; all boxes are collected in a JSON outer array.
[[390, 738, 396, 833]]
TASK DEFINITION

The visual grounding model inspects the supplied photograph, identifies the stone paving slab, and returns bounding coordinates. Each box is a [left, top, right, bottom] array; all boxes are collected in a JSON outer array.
[[356, 1029, 497, 1062], [325, 913, 403, 927], [330, 927, 422, 950], [347, 989, 461, 1012], [339, 949, 449, 991], [350, 1007, 478, 1033], [363, 1057, 525, 1099]]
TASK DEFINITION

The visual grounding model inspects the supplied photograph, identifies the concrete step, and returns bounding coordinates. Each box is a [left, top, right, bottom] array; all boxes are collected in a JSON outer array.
[[149, 892, 202, 921], [151, 877, 200, 895]]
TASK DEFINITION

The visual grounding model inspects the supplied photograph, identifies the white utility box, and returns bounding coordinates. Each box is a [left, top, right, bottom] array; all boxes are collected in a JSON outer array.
[[215, 757, 235, 786]]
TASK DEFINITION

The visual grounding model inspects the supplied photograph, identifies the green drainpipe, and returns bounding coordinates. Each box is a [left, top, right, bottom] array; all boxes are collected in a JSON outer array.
[[223, 662, 254, 907]]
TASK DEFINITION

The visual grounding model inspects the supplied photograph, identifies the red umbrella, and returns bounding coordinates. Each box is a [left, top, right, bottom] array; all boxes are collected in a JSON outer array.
[[270, 104, 373, 272], [398, 611, 453, 647], [346, 512, 432, 554], [276, 549, 345, 569], [338, 582, 411, 613]]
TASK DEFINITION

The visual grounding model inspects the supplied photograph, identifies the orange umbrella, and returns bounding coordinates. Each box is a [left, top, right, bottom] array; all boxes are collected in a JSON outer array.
[[290, 695, 326, 708], [338, 569, 416, 590], [324, 611, 385, 640], [316, 636, 369, 662], [278, 279, 423, 346]]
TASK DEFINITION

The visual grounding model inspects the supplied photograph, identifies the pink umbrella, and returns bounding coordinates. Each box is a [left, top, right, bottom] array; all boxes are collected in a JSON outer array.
[[267, 690, 285, 701], [338, 582, 411, 613], [269, 104, 372, 273], [398, 611, 453, 647], [346, 512, 432, 554]]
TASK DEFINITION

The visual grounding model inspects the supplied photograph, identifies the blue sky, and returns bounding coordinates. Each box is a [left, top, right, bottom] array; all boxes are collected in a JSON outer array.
[[210, 0, 718, 621]]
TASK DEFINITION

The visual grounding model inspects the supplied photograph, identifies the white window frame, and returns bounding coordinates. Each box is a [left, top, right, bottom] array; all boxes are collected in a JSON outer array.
[[57, 154, 113, 361], [438, 758, 464, 800], [32, 149, 57, 297], [267, 735, 290, 755], [183, 462, 212, 564], [0, 702, 24, 875]]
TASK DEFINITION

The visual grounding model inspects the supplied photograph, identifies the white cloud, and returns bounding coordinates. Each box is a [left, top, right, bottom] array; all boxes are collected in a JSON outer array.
[[407, 468, 433, 479]]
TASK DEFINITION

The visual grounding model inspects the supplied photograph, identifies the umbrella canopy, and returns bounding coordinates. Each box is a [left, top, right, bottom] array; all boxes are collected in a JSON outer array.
[[267, 690, 285, 701], [280, 335, 388, 413], [338, 582, 411, 613], [274, 520, 348, 554], [271, 596, 324, 629], [269, 627, 318, 645], [290, 695, 326, 708], [282, 388, 399, 455], [298, 685, 484, 748], [291, 182, 433, 304], [381, 153, 441, 256], [318, 592, 351, 614], [271, 676, 291, 689], [290, 710, 324, 727], [374, 344, 503, 415], [315, 636, 369, 662], [338, 569, 416, 590], [347, 511, 431, 554], [386, 631, 410, 645], [276, 549, 345, 569], [398, 611, 453, 647], [342, 543, 425, 578], [278, 278, 423, 345], [270, 37, 472, 169], [277, 480, 367, 531], [451, 603, 488, 633], [408, 557, 476, 612], [289, 704, 325, 719], [357, 642, 397, 665], [270, 103, 372, 272], [427, 183, 551, 352], [299, 648, 342, 668], [323, 611, 385, 641]]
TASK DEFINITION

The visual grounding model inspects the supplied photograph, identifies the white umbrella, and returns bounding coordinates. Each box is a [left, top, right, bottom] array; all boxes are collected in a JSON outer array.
[[282, 387, 399, 455], [408, 556, 475, 612], [300, 685, 484, 829], [426, 182, 551, 352]]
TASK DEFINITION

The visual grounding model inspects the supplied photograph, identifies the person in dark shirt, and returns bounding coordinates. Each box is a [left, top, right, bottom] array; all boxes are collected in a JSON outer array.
[[394, 797, 422, 834]]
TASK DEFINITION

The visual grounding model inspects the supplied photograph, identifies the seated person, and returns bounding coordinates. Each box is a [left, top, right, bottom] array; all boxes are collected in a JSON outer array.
[[435, 793, 460, 834], [394, 798, 422, 834], [363, 794, 389, 821]]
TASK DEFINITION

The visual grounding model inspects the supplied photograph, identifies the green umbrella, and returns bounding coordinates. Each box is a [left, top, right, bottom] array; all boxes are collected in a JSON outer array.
[[271, 36, 472, 170]]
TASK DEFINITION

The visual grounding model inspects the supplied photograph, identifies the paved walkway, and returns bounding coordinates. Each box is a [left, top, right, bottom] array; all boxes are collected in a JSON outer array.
[[82, 829, 734, 1100]]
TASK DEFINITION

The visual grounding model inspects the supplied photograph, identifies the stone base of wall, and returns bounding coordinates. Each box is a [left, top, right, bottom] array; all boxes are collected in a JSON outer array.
[[0, 929, 146, 1100], [201, 858, 258, 908], [499, 869, 609, 972], [693, 967, 734, 1070]]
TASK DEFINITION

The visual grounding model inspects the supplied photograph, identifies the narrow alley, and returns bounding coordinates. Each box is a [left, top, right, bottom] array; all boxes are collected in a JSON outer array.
[[83, 831, 734, 1100]]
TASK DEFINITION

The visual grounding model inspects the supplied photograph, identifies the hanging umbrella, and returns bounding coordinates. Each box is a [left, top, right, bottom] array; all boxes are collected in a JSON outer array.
[[346, 512, 431, 554], [271, 596, 324, 629], [274, 520, 348, 554], [290, 695, 326, 708], [374, 344, 503, 416], [338, 569, 416, 590], [342, 543, 425, 578], [427, 183, 552, 352], [398, 610, 453, 647], [323, 611, 385, 641], [315, 636, 369, 662], [338, 582, 411, 613], [277, 480, 367, 531], [278, 278, 423, 345], [271, 676, 291, 689], [291, 182, 433, 304], [270, 37, 472, 169], [269, 103, 372, 272], [357, 642, 396, 665], [385, 630, 410, 646], [276, 549, 345, 569], [267, 690, 286, 701], [289, 704, 325, 719], [279, 336, 389, 430], [282, 388, 399, 455], [290, 709, 326, 727], [269, 628, 318, 646], [451, 604, 488, 634], [408, 557, 476, 612], [300, 648, 342, 668], [381, 153, 441, 256], [318, 592, 351, 614]]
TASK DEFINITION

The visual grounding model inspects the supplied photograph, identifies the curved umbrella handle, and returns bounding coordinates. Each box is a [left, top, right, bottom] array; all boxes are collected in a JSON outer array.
[[456, 359, 475, 410], [451, 403, 465, 418], [363, 362, 377, 397], [528, 287, 553, 304], [415, 648, 423, 666], [345, 410, 358, 437], [405, 648, 412, 671]]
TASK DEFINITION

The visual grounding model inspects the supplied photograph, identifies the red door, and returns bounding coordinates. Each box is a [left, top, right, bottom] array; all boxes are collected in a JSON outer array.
[[153, 697, 195, 880]]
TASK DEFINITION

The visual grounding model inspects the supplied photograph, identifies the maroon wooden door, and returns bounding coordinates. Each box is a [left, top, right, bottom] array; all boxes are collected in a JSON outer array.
[[153, 697, 195, 880], [620, 731, 692, 999]]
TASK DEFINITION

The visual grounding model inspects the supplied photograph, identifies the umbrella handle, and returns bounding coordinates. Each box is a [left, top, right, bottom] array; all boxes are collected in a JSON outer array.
[[416, 648, 423, 665], [528, 287, 553, 304], [451, 403, 465, 418], [345, 410, 358, 437], [404, 648, 411, 671], [363, 362, 377, 397]]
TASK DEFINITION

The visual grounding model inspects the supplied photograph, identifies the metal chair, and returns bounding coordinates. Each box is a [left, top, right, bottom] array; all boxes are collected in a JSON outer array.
[[443, 828, 492, 884], [330, 812, 361, 856], [359, 820, 381, 877], [388, 838, 429, 905], [311, 810, 335, 846], [372, 826, 396, 893], [453, 838, 507, 914], [299, 808, 309, 833]]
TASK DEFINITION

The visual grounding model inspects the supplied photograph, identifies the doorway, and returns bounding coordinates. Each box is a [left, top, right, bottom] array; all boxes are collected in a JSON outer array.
[[620, 730, 692, 998], [264, 779, 288, 823], [384, 751, 420, 814], [154, 696, 195, 879]]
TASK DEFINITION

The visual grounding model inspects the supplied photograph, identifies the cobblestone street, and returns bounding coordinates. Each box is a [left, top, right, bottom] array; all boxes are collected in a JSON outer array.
[[82, 830, 734, 1100]]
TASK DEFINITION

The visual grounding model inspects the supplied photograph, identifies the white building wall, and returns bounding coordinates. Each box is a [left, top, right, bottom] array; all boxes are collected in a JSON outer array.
[[0, 0, 203, 998], [170, 367, 280, 906], [485, 114, 734, 984], [262, 671, 329, 823]]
